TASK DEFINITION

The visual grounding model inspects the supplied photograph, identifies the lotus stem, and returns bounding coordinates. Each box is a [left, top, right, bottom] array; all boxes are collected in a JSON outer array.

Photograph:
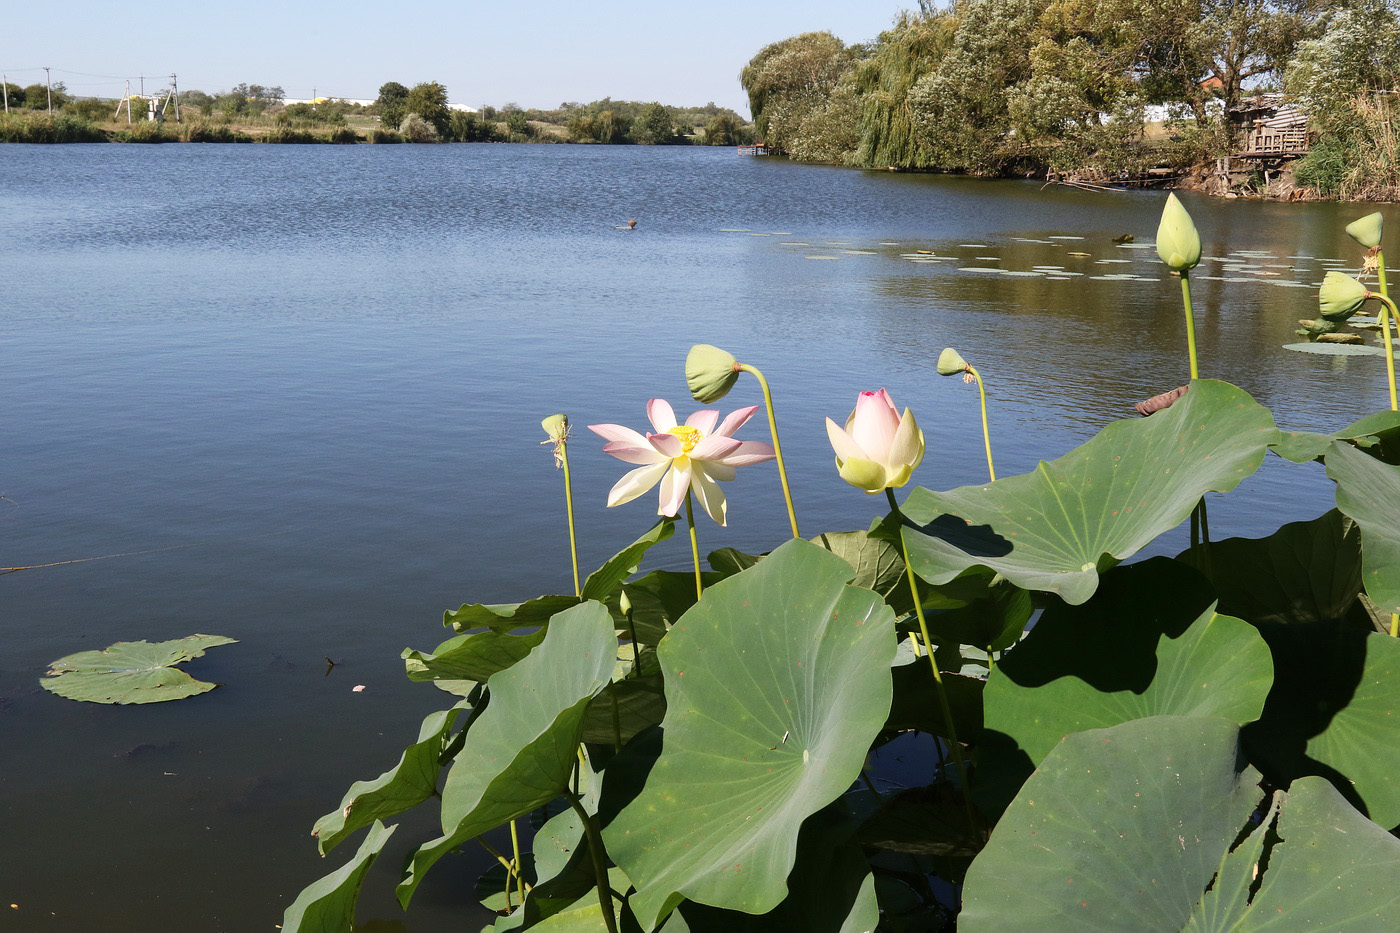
[[476, 838, 531, 901], [967, 365, 996, 482], [886, 487, 980, 837], [737, 363, 800, 538], [564, 788, 620, 933], [1181, 272, 1199, 381], [1370, 287, 1399, 412], [684, 491, 702, 601], [561, 442, 581, 597], [509, 818, 525, 903]]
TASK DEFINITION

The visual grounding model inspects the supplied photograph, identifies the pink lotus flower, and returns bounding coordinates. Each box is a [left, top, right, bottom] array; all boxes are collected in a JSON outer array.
[[826, 389, 925, 493], [589, 399, 776, 526]]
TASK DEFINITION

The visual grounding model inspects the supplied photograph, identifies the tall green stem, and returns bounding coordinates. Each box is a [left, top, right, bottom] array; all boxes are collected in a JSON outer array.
[[563, 788, 620, 933], [1181, 272, 1199, 381], [1371, 259, 1399, 638], [886, 488, 980, 837], [561, 443, 581, 597], [509, 818, 525, 903], [684, 491, 702, 601], [737, 363, 800, 538], [968, 365, 996, 482], [1371, 281, 1399, 413]]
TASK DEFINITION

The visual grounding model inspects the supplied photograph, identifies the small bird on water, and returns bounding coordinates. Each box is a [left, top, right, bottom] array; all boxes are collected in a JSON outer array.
[[626, 219, 638, 229]]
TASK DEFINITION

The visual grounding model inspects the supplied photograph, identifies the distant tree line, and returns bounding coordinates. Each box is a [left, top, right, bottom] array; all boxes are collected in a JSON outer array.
[[741, 0, 1400, 195]]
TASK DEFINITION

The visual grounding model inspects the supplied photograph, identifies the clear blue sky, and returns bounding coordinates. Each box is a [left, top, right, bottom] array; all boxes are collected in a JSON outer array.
[[3, 2, 911, 115]]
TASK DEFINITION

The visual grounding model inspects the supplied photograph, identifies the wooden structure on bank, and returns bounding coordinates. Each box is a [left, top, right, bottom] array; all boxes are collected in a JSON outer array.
[[1230, 94, 1310, 159]]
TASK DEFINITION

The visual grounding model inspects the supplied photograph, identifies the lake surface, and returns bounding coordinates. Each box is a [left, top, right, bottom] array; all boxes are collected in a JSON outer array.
[[1, 142, 1394, 930]]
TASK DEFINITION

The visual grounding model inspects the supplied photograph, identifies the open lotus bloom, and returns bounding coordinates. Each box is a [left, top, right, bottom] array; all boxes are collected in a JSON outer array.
[[589, 399, 775, 526], [826, 389, 925, 493]]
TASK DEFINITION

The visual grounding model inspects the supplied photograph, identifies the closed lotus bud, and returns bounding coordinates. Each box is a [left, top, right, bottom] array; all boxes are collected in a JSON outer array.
[[618, 589, 632, 617], [1155, 193, 1201, 272], [1318, 271, 1370, 321], [936, 347, 968, 376], [825, 389, 925, 493], [685, 344, 740, 404], [1346, 212, 1383, 250], [541, 413, 569, 441]]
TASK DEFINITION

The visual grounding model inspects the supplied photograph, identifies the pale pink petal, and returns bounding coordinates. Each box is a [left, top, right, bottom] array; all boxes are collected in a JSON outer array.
[[685, 409, 719, 434], [602, 441, 668, 465], [850, 390, 900, 465], [606, 461, 669, 508], [589, 423, 652, 448], [713, 440, 775, 467], [704, 461, 737, 482], [647, 399, 677, 433], [690, 434, 742, 461], [714, 405, 760, 437], [888, 408, 925, 473], [647, 432, 684, 458], [877, 388, 897, 409], [656, 463, 691, 517], [826, 418, 867, 462], [690, 464, 728, 526]]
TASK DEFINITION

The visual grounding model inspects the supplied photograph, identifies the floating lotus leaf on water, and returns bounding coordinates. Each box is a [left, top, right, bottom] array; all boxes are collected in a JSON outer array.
[[718, 228, 750, 232], [1048, 235, 1084, 240], [1000, 270, 1043, 277], [1282, 342, 1384, 356], [41, 634, 237, 704], [960, 243, 988, 247], [805, 255, 841, 260], [959, 267, 1002, 273]]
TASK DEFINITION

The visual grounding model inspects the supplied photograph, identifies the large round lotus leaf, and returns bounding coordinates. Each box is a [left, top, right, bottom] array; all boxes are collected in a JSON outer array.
[[1176, 509, 1363, 625], [1326, 440, 1400, 615], [41, 634, 237, 704], [1273, 409, 1400, 464], [962, 717, 1261, 931], [603, 538, 896, 929], [402, 629, 545, 684], [1209, 776, 1400, 929], [282, 820, 395, 933], [899, 379, 1276, 605], [395, 601, 616, 906], [1306, 633, 1400, 829], [976, 559, 1271, 818]]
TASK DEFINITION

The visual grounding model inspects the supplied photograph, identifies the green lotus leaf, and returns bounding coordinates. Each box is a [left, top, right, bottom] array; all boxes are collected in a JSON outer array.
[[961, 717, 1261, 930], [1178, 509, 1363, 625], [657, 805, 879, 933], [1306, 632, 1400, 829], [706, 546, 762, 577], [976, 559, 1272, 818], [579, 673, 666, 746], [396, 601, 616, 907], [619, 568, 728, 647], [312, 703, 469, 855], [1197, 776, 1400, 929], [1281, 342, 1384, 356], [603, 538, 896, 929], [1271, 409, 1400, 464], [403, 629, 546, 684], [444, 594, 582, 633], [582, 517, 676, 602], [810, 529, 913, 614], [281, 820, 395, 933], [1327, 440, 1400, 615], [41, 634, 237, 704], [899, 379, 1276, 605]]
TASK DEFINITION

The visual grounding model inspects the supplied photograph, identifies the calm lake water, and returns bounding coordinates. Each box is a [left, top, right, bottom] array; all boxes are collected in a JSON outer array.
[[2, 142, 1395, 930]]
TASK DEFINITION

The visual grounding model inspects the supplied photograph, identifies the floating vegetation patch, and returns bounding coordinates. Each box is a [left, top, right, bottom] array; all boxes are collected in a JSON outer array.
[[1283, 342, 1385, 356], [805, 255, 841, 260], [1116, 243, 1157, 250], [1001, 270, 1044, 277], [1048, 235, 1085, 240], [960, 243, 988, 248], [1067, 251, 1093, 258], [42, 635, 238, 704], [842, 250, 878, 255], [719, 228, 750, 233], [958, 266, 1003, 273]]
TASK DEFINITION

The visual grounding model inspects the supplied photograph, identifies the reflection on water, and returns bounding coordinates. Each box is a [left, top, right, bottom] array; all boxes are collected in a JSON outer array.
[[1, 143, 1393, 929]]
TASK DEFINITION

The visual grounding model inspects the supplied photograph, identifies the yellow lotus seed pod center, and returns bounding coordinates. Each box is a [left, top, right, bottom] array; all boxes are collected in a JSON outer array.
[[667, 425, 702, 453]]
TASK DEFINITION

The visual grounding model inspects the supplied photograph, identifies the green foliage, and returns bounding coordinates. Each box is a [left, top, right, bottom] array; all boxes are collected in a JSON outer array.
[[398, 113, 439, 143], [404, 82, 452, 138], [850, 13, 954, 168], [114, 121, 176, 143], [42, 635, 237, 703], [374, 81, 410, 130], [0, 111, 106, 143], [182, 122, 253, 143], [2, 82, 24, 107], [740, 31, 855, 149], [367, 128, 402, 144], [285, 210, 1400, 929]]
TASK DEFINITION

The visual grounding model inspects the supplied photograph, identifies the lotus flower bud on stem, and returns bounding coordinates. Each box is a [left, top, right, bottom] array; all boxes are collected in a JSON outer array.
[[541, 413, 580, 596], [1346, 212, 1383, 250], [1155, 193, 1201, 273], [937, 348, 996, 482], [826, 390, 925, 493], [685, 344, 740, 404]]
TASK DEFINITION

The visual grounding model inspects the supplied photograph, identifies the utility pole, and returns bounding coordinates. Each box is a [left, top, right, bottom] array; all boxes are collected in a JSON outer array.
[[2, 74, 8, 113], [312, 87, 317, 110], [44, 66, 52, 113], [171, 74, 179, 122]]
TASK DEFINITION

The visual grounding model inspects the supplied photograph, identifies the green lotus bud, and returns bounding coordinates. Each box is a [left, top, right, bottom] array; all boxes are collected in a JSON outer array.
[[1346, 212, 1383, 250], [685, 344, 740, 404], [541, 413, 569, 441], [936, 347, 968, 376], [618, 589, 632, 617], [1318, 271, 1370, 321], [1155, 193, 1201, 272]]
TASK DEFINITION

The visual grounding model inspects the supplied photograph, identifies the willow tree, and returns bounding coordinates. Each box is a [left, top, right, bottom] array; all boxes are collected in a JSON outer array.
[[740, 31, 855, 147], [850, 12, 956, 168]]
